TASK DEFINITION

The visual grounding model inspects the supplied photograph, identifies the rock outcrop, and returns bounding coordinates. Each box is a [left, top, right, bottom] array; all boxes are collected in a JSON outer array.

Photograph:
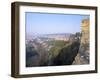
[[73, 19, 90, 64]]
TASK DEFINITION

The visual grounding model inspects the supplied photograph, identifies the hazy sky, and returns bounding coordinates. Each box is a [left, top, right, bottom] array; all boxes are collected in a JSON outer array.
[[26, 12, 89, 35]]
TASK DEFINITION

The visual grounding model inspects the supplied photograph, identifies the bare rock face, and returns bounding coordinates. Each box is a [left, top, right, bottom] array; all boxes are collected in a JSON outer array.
[[73, 19, 90, 65], [81, 19, 89, 44]]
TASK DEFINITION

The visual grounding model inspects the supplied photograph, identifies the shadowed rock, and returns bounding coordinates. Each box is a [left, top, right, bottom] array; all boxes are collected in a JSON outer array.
[[52, 41, 80, 65]]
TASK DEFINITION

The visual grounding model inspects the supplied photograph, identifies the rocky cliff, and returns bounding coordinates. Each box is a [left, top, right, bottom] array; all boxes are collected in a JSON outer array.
[[73, 19, 90, 64]]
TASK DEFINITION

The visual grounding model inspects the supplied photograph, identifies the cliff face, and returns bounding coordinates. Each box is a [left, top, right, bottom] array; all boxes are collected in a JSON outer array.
[[81, 19, 89, 44], [73, 19, 90, 65]]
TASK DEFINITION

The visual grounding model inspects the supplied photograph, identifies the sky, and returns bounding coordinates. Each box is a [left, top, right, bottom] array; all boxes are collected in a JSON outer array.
[[25, 12, 89, 35]]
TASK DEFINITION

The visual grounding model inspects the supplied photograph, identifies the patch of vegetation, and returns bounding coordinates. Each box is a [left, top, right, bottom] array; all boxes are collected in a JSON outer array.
[[46, 40, 67, 47], [48, 40, 68, 59]]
